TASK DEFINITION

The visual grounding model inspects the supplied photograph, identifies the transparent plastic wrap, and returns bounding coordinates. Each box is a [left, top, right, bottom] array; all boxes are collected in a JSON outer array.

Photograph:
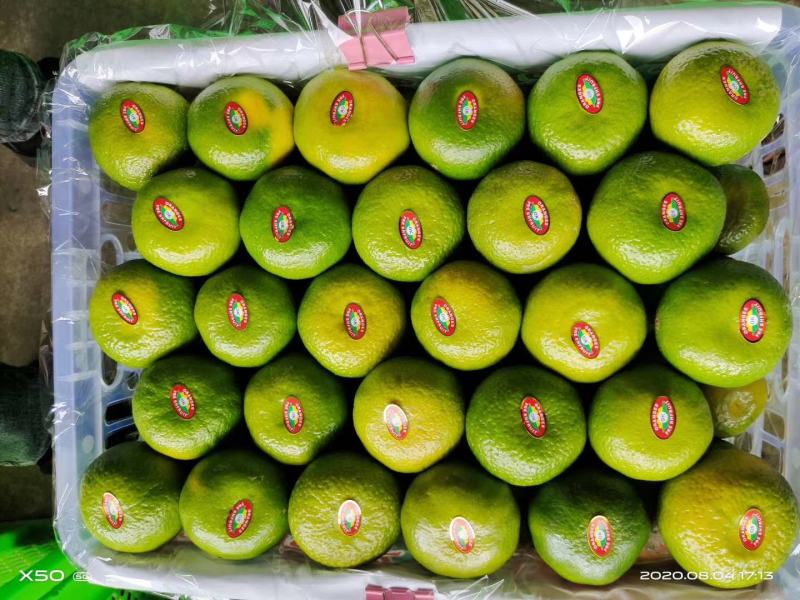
[[48, 1, 800, 598]]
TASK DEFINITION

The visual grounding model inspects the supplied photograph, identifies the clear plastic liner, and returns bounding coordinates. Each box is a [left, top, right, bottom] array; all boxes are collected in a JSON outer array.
[[46, 1, 800, 598]]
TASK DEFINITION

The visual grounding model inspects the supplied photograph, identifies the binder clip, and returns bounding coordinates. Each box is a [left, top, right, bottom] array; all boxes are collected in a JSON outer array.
[[338, 7, 415, 70]]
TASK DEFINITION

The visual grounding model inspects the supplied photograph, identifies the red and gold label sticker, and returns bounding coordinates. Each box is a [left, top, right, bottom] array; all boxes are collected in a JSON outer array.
[[449, 516, 475, 554], [524, 196, 550, 236], [739, 508, 764, 551], [224, 101, 248, 135], [226, 499, 253, 538], [520, 396, 547, 438], [588, 515, 613, 557], [660, 193, 686, 232], [576, 74, 603, 114], [456, 91, 479, 130], [170, 384, 196, 420], [227, 293, 249, 330], [399, 210, 423, 250], [721, 66, 750, 105], [571, 321, 600, 359], [383, 403, 409, 441], [338, 499, 362, 536], [153, 197, 185, 231], [740, 299, 766, 343], [330, 91, 354, 126], [650, 395, 676, 440], [344, 303, 366, 340], [111, 292, 138, 325], [283, 396, 304, 434], [120, 99, 145, 133], [102, 492, 124, 529], [431, 298, 456, 337], [272, 206, 295, 243]]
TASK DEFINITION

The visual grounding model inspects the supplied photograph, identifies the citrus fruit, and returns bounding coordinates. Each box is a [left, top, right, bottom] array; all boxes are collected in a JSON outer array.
[[528, 51, 647, 176], [650, 41, 780, 166], [194, 264, 296, 368], [528, 468, 650, 586], [293, 68, 408, 184], [655, 257, 792, 387], [288, 452, 401, 568], [658, 442, 800, 589], [132, 168, 240, 277], [88, 259, 197, 369], [588, 151, 726, 284], [703, 378, 769, 438], [467, 160, 582, 274], [409, 58, 525, 180], [521, 263, 646, 383], [244, 353, 347, 466], [352, 166, 464, 282], [588, 364, 714, 481], [179, 449, 288, 560], [297, 264, 405, 378], [88, 82, 188, 190], [353, 357, 464, 473], [400, 461, 519, 578], [713, 164, 770, 254], [187, 75, 293, 181], [80, 441, 183, 553], [239, 166, 350, 280], [411, 260, 521, 371], [466, 365, 586, 486], [132, 354, 242, 460]]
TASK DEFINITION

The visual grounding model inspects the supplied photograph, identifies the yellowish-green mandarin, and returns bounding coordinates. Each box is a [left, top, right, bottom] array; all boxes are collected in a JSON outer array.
[[298, 264, 405, 378], [188, 75, 294, 181], [294, 68, 409, 184], [88, 259, 197, 369], [89, 82, 188, 190], [650, 41, 780, 166], [659, 443, 799, 588]]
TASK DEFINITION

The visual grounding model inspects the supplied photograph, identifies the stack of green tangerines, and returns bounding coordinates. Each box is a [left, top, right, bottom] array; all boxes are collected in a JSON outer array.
[[80, 40, 798, 590]]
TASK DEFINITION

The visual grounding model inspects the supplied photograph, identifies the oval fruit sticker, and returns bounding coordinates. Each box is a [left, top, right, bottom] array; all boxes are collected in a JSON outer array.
[[102, 492, 124, 529], [660, 193, 686, 231], [650, 396, 676, 440], [740, 299, 766, 343], [224, 101, 248, 135], [576, 74, 603, 114], [524, 196, 550, 236], [283, 396, 304, 435], [431, 298, 456, 337], [384, 403, 409, 441], [226, 499, 253, 538], [272, 206, 295, 243], [571, 321, 600, 359], [111, 292, 138, 325], [170, 384, 196, 420], [449, 516, 475, 554], [227, 293, 249, 330], [338, 499, 362, 537], [153, 197, 185, 231], [588, 515, 613, 557], [344, 303, 366, 340], [456, 91, 479, 130], [399, 210, 423, 250], [330, 91, 354, 126], [739, 508, 764, 551], [721, 66, 750, 105], [120, 99, 145, 133], [520, 396, 547, 438]]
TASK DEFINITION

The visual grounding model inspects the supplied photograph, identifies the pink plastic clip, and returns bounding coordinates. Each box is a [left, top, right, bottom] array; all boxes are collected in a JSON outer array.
[[338, 8, 415, 70], [365, 585, 435, 600]]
